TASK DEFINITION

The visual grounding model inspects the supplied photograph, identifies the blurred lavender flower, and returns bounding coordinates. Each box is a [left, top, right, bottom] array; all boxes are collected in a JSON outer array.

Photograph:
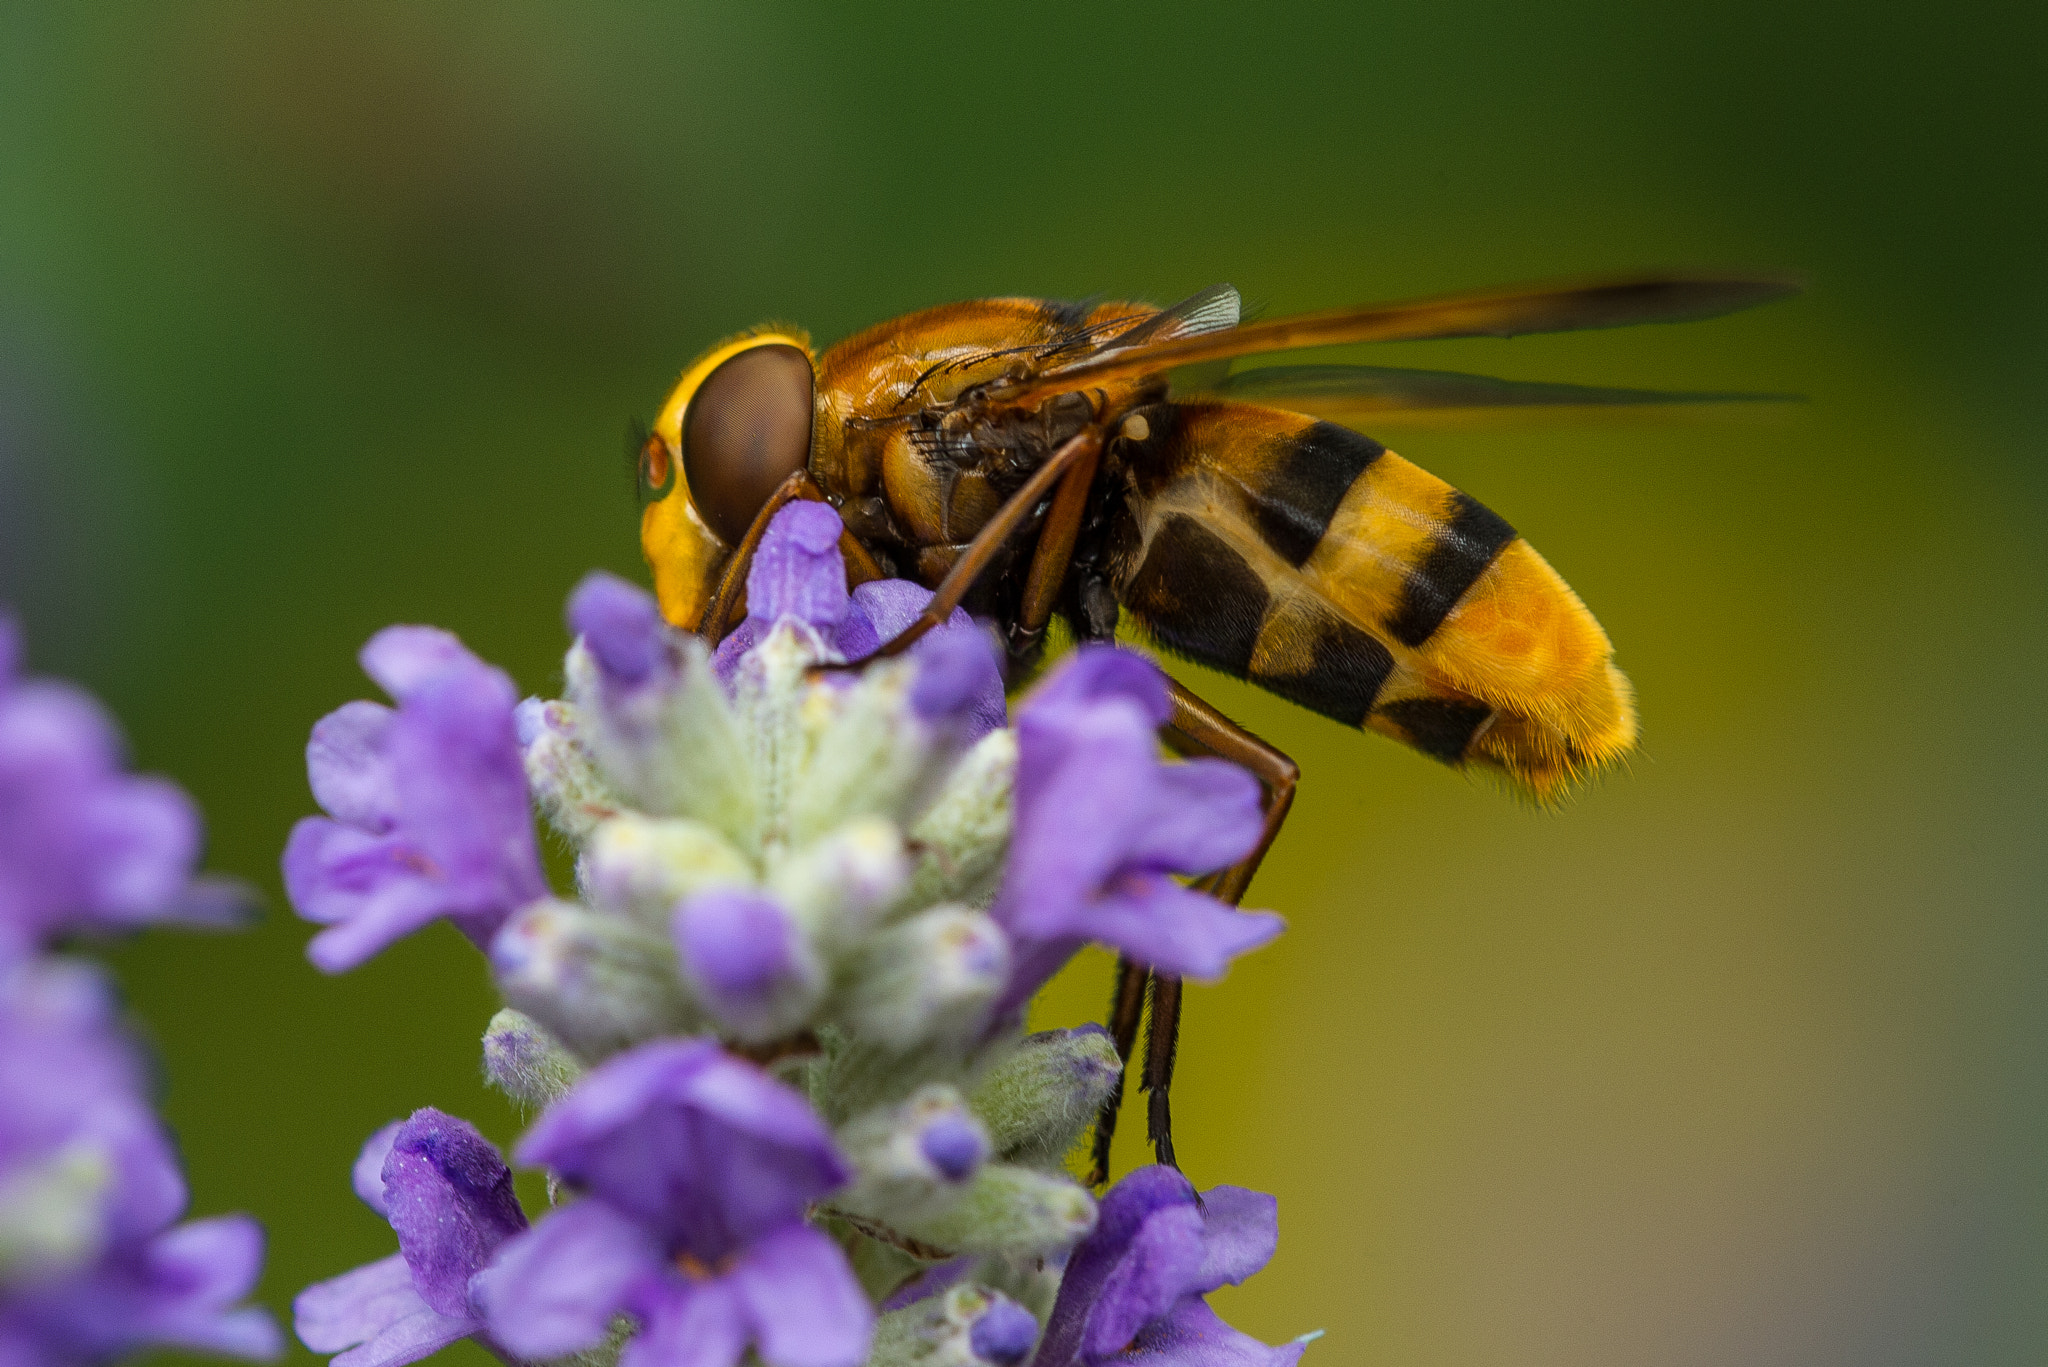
[[295, 1109, 526, 1367], [0, 612, 244, 965], [0, 960, 278, 1367], [1035, 1166, 1309, 1367], [473, 1039, 871, 1367], [0, 613, 276, 1367], [284, 626, 548, 973], [989, 648, 1281, 1020]]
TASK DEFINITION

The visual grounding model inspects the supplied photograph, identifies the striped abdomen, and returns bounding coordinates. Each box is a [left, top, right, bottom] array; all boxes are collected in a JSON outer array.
[[1109, 402, 1636, 795]]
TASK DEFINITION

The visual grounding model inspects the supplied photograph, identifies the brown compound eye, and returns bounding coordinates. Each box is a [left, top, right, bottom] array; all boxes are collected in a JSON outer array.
[[681, 343, 815, 545]]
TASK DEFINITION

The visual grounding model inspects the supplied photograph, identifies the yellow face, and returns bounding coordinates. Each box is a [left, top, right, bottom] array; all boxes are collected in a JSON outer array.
[[638, 328, 813, 629]]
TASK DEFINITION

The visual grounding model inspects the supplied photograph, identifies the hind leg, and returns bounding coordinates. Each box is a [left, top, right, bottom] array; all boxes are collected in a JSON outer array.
[[1090, 681, 1300, 1179]]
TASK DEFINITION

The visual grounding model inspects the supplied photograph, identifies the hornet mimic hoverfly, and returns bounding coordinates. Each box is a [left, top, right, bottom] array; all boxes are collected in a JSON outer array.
[[633, 273, 1796, 1183]]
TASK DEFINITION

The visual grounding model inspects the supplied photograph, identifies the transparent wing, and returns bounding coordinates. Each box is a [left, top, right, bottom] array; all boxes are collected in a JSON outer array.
[[1101, 283, 1242, 350], [999, 274, 1799, 403], [1198, 362, 1798, 416]]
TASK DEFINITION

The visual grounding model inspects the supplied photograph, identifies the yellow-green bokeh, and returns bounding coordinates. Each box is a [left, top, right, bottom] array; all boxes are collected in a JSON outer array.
[[2, 3, 2043, 1364]]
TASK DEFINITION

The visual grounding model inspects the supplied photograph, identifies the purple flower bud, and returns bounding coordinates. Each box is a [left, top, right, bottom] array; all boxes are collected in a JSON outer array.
[[382, 1110, 528, 1318], [567, 572, 667, 686], [673, 887, 821, 1041], [918, 1114, 989, 1183], [970, 1297, 1041, 1366], [296, 1111, 524, 1367]]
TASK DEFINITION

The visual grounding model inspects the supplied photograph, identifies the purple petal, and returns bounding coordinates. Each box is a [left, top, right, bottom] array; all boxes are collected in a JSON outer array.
[[908, 625, 1006, 739], [296, 1253, 423, 1353], [472, 1199, 659, 1360], [133, 1214, 284, 1360], [381, 1109, 527, 1317], [0, 610, 19, 684], [1056, 877, 1283, 982], [568, 573, 668, 686], [352, 1122, 403, 1216], [516, 1040, 850, 1255], [357, 627, 477, 702], [846, 579, 930, 640], [708, 619, 765, 687], [307, 702, 399, 832], [876, 1257, 971, 1313], [674, 887, 811, 1029], [844, 581, 1006, 738], [1120, 1298, 1307, 1367], [330, 1308, 476, 1367], [282, 820, 420, 928], [1189, 1187, 1278, 1293], [383, 661, 546, 922], [999, 702, 1163, 932], [1082, 1205, 1208, 1360], [1023, 645, 1170, 727], [987, 934, 1088, 1026], [0, 677, 122, 782], [1039, 1167, 1199, 1367], [75, 775, 202, 923], [970, 1296, 1040, 1367], [747, 503, 849, 632], [622, 1276, 748, 1367], [730, 1224, 872, 1367], [165, 874, 260, 929], [1122, 760, 1262, 877]]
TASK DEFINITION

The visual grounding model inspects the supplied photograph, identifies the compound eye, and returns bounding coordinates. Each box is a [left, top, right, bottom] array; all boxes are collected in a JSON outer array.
[[682, 343, 815, 545]]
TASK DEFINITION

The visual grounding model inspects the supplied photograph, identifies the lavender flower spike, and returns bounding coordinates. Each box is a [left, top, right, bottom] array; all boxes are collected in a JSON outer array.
[[991, 646, 1282, 1016], [1035, 1165, 1308, 1367], [0, 612, 244, 965], [284, 626, 548, 973], [474, 1038, 872, 1367], [295, 1109, 527, 1367]]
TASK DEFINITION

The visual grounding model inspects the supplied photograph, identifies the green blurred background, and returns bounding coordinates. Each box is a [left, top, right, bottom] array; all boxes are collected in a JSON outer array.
[[4, 1, 2044, 1363]]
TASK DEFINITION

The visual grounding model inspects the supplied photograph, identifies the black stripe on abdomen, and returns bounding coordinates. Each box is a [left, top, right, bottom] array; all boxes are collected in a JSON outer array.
[[1120, 514, 1269, 676], [1250, 613, 1395, 727], [1375, 697, 1493, 762], [1386, 492, 1518, 647], [1244, 421, 1385, 567]]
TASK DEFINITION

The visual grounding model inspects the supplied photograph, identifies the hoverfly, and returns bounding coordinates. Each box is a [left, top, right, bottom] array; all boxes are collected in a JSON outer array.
[[633, 274, 1795, 1182]]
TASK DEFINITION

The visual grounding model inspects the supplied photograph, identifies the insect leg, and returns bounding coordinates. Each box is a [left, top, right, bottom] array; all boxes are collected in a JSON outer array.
[[1143, 972, 1183, 1170], [697, 470, 887, 645], [1086, 954, 1149, 1188], [1013, 432, 1103, 647], [858, 425, 1104, 661], [1162, 682, 1300, 907], [1139, 682, 1301, 1171]]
